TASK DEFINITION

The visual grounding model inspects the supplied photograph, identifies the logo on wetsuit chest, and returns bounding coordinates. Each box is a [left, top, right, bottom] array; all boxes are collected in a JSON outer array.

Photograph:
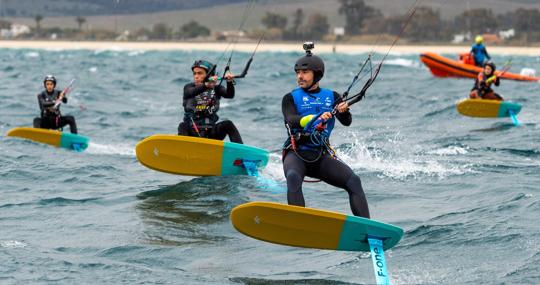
[[301, 95, 332, 113], [195, 90, 217, 113]]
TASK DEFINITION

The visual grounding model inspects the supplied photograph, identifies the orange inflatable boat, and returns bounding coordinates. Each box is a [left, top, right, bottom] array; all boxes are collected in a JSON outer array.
[[420, 52, 539, 82]]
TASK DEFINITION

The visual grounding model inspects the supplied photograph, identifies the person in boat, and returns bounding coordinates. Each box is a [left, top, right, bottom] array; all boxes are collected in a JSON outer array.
[[281, 44, 370, 218], [33, 75, 78, 134], [469, 61, 503, 101], [178, 60, 243, 143], [470, 36, 491, 67]]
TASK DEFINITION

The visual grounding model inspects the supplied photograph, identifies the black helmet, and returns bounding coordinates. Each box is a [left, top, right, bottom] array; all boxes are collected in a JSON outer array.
[[191, 60, 216, 76], [484, 61, 496, 72], [294, 53, 325, 85], [43, 75, 56, 87]]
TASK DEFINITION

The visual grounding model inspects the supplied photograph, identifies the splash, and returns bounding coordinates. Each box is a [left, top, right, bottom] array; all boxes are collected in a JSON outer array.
[[86, 142, 135, 156], [336, 133, 473, 180], [383, 58, 421, 68]]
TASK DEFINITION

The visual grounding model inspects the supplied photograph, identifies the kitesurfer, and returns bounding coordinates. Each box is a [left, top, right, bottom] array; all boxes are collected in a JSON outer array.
[[469, 61, 503, 100], [282, 43, 370, 218], [33, 75, 78, 134], [178, 60, 243, 143]]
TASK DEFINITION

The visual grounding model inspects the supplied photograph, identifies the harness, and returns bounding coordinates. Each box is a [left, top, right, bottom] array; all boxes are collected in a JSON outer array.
[[476, 72, 495, 98], [184, 89, 220, 137], [283, 88, 338, 162], [39, 90, 62, 128]]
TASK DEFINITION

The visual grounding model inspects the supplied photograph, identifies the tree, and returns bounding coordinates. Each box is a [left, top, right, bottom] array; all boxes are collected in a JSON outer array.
[[305, 13, 329, 40], [0, 20, 11, 29], [75, 16, 86, 30], [261, 12, 287, 30], [405, 6, 445, 42], [454, 8, 498, 36], [34, 14, 43, 32], [338, 0, 380, 36], [292, 8, 304, 35], [152, 23, 172, 40], [179, 20, 210, 39], [509, 8, 540, 42]]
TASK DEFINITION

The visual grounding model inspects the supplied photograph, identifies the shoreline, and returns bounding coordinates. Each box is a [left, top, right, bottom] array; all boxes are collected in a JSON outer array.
[[1, 40, 540, 56]]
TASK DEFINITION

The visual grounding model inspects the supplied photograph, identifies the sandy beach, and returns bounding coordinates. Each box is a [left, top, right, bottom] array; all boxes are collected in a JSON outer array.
[[1, 40, 540, 56]]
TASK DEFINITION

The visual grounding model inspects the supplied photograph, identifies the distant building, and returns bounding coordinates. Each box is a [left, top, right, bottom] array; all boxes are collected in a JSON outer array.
[[481, 34, 501, 44], [1, 23, 30, 38], [499, 29, 515, 40], [333, 27, 345, 36], [116, 30, 130, 41], [216, 30, 245, 41], [10, 23, 30, 37], [452, 32, 471, 44]]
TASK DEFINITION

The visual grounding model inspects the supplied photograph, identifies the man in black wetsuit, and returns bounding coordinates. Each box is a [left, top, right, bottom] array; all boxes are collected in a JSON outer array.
[[282, 44, 370, 218], [178, 60, 243, 144], [33, 75, 78, 134]]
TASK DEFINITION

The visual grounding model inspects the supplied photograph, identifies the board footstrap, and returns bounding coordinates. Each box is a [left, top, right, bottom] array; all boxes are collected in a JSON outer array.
[[368, 237, 391, 285]]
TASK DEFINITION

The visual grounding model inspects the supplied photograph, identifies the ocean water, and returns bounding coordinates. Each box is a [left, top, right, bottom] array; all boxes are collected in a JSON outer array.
[[1, 47, 539, 284]]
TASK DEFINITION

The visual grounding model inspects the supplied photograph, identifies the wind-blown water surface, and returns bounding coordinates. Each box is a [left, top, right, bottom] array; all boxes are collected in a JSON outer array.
[[1, 48, 539, 284]]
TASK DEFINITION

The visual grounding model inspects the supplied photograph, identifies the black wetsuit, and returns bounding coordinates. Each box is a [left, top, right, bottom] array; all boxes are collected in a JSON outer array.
[[282, 88, 370, 218], [472, 73, 502, 100], [33, 90, 77, 134], [178, 82, 243, 144]]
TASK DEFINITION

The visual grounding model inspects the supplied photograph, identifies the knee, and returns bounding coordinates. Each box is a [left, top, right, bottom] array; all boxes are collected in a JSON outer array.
[[33, 118, 41, 127], [178, 122, 188, 135], [65, 115, 76, 123], [346, 174, 364, 194], [285, 169, 303, 192], [221, 120, 234, 128]]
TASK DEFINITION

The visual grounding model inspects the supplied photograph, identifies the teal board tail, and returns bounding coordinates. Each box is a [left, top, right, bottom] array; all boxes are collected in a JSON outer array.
[[60, 133, 89, 151], [497, 101, 522, 118]]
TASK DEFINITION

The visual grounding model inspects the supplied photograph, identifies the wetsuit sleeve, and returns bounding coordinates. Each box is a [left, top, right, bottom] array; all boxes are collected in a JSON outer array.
[[334, 92, 352, 126], [282, 93, 302, 129], [494, 77, 500, 86], [38, 93, 54, 109], [60, 91, 68, 104], [215, 81, 235, 99], [183, 83, 206, 99]]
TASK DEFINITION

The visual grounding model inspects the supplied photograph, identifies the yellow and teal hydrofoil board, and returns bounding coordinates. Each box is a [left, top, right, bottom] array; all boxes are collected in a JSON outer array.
[[457, 99, 522, 126], [7, 127, 89, 151], [135, 135, 269, 176], [457, 99, 521, 118], [231, 202, 403, 285], [231, 201, 403, 251]]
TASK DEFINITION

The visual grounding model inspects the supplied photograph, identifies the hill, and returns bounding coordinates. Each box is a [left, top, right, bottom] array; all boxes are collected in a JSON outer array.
[[2, 0, 539, 33]]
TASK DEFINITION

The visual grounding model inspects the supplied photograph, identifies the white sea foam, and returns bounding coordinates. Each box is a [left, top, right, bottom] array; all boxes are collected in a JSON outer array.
[[24, 52, 40, 58], [336, 134, 473, 180], [0, 240, 27, 248], [86, 142, 135, 156], [427, 146, 469, 156], [383, 58, 421, 68]]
